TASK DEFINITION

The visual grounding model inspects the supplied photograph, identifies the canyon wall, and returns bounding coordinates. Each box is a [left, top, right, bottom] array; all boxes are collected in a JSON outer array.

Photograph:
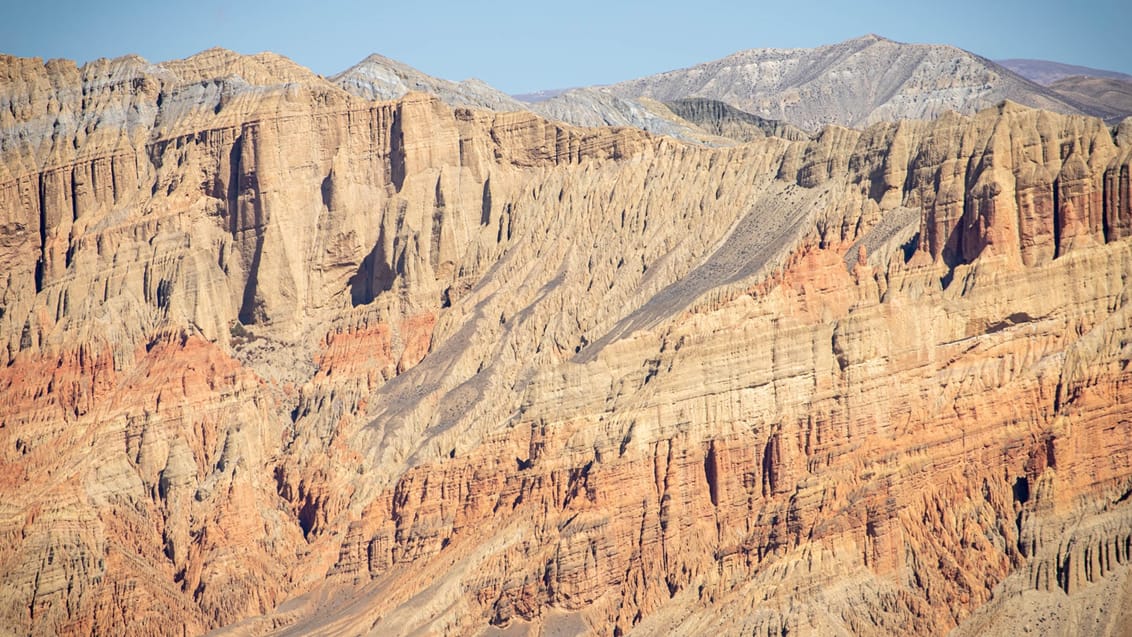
[[2, 51, 1132, 636]]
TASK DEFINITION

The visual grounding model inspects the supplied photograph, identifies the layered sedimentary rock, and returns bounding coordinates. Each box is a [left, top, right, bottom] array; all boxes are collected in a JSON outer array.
[[526, 89, 708, 141], [2, 49, 1132, 637]]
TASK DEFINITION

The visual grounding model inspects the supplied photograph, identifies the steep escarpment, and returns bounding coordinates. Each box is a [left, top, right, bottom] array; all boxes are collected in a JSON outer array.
[[2, 49, 1132, 637]]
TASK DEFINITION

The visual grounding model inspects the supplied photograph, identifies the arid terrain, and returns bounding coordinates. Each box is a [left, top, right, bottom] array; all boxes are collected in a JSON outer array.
[[2, 38, 1132, 636]]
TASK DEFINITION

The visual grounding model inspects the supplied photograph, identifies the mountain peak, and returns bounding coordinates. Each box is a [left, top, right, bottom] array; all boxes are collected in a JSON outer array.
[[332, 53, 525, 111], [157, 48, 324, 87], [607, 38, 1085, 130]]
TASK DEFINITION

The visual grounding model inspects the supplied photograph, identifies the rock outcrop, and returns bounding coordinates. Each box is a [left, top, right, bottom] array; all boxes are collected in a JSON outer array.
[[2, 48, 1132, 637]]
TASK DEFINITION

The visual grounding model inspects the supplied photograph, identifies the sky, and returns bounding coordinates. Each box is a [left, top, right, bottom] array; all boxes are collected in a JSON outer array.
[[3, 0, 1130, 94]]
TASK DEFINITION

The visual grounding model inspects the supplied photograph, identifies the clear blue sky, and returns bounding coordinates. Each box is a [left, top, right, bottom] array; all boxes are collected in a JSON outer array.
[[3, 0, 1129, 94]]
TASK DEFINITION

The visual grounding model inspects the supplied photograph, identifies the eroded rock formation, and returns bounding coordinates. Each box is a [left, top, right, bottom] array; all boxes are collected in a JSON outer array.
[[2, 49, 1132, 637]]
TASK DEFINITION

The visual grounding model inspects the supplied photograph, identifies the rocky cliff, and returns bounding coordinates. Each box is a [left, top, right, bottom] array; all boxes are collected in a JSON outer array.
[[2, 49, 1132, 637]]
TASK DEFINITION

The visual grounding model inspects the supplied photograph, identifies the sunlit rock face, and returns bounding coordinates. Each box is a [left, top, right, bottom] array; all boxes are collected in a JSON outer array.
[[2, 48, 1132, 637]]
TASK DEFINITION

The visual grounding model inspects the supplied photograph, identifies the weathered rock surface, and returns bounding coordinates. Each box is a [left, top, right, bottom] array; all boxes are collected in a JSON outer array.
[[2, 48, 1132, 637], [608, 34, 1088, 131]]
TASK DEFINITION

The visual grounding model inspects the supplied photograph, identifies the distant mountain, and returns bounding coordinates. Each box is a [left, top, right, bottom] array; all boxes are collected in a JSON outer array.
[[606, 35, 1086, 130], [327, 41, 1132, 143], [512, 87, 572, 103], [1049, 75, 1132, 123], [330, 56, 803, 145], [527, 87, 707, 140], [994, 59, 1132, 122], [997, 58, 1132, 85], [332, 53, 526, 112]]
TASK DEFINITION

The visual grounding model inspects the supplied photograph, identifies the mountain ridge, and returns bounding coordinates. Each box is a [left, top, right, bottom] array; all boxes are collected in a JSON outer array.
[[332, 52, 526, 111], [1049, 75, 1132, 124], [605, 34, 1094, 130], [11, 35, 1131, 141], [997, 58, 1132, 85]]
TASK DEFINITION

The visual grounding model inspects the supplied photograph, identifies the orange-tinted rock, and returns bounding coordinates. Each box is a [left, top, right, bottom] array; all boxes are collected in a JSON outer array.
[[1103, 126, 1132, 242], [1056, 150, 1105, 254]]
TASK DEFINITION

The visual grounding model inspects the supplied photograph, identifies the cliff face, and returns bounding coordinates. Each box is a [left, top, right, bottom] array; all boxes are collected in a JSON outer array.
[[2, 50, 1132, 637]]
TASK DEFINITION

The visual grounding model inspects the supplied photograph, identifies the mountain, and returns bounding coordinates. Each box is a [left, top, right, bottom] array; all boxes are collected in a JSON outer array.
[[526, 87, 712, 140], [3, 47, 1132, 637], [1048, 75, 1132, 123], [342, 39, 1130, 139], [994, 59, 1132, 122], [332, 53, 526, 111], [512, 87, 572, 102], [607, 34, 1088, 130], [327, 58, 792, 145], [997, 58, 1132, 85], [329, 59, 800, 145]]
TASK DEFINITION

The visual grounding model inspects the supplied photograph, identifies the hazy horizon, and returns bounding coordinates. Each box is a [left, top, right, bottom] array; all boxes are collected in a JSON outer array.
[[3, 0, 1130, 94]]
